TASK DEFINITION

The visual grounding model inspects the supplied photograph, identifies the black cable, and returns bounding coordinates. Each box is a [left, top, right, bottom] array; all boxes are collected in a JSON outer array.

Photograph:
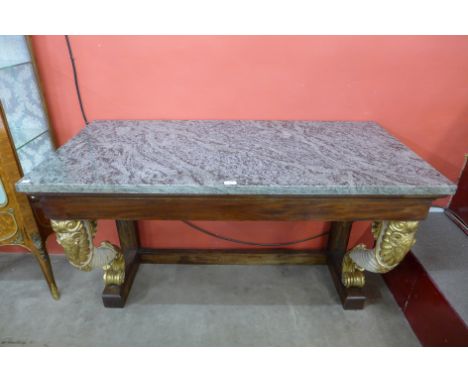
[[65, 38, 328, 247], [182, 220, 329, 247], [65, 35, 89, 125]]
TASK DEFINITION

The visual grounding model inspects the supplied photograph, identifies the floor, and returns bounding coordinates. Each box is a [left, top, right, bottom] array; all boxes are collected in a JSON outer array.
[[0, 254, 419, 346], [412, 212, 468, 323]]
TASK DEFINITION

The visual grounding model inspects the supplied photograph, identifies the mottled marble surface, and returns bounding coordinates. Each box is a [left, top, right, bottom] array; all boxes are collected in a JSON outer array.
[[17, 120, 456, 196]]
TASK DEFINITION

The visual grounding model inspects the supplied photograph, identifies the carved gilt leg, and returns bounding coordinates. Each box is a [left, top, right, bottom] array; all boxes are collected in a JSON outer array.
[[50, 220, 125, 287], [342, 221, 419, 288]]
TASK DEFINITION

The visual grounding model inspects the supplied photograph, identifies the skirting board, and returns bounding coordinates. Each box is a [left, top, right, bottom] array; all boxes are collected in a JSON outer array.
[[383, 251, 468, 346]]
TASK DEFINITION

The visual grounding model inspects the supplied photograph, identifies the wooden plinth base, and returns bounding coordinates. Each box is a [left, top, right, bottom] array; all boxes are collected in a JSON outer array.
[[100, 246, 366, 309], [101, 218, 365, 309], [101, 248, 327, 308], [326, 221, 366, 310], [327, 259, 366, 310], [102, 249, 140, 308]]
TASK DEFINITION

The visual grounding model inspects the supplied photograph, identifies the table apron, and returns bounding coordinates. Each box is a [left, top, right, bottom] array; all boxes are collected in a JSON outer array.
[[32, 195, 434, 221]]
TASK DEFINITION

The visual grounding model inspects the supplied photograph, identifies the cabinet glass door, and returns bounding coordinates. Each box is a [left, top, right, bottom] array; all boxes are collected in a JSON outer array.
[[0, 35, 55, 174]]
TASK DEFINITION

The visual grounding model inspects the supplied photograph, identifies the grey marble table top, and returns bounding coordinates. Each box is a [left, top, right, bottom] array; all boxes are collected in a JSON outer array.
[[16, 120, 456, 197]]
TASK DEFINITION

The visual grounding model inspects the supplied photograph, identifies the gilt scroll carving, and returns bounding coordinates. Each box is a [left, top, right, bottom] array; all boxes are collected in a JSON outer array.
[[51, 220, 125, 286], [342, 221, 419, 288]]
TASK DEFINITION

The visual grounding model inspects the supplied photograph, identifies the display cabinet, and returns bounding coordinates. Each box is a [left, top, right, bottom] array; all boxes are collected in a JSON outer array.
[[0, 36, 58, 299]]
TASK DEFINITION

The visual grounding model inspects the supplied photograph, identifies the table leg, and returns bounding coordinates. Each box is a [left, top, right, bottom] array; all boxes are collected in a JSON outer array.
[[51, 219, 126, 300], [27, 232, 60, 300], [102, 220, 141, 308], [327, 221, 366, 309], [342, 221, 419, 285]]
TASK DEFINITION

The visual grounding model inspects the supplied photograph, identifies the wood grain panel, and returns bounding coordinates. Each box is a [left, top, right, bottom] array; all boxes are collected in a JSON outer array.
[[138, 248, 326, 265], [35, 194, 433, 221]]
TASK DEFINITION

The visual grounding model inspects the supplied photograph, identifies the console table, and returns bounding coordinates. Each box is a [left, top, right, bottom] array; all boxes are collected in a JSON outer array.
[[16, 120, 456, 309]]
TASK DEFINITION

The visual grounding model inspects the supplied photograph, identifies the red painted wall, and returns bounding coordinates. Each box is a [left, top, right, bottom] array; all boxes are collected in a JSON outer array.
[[4, 36, 468, 254]]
